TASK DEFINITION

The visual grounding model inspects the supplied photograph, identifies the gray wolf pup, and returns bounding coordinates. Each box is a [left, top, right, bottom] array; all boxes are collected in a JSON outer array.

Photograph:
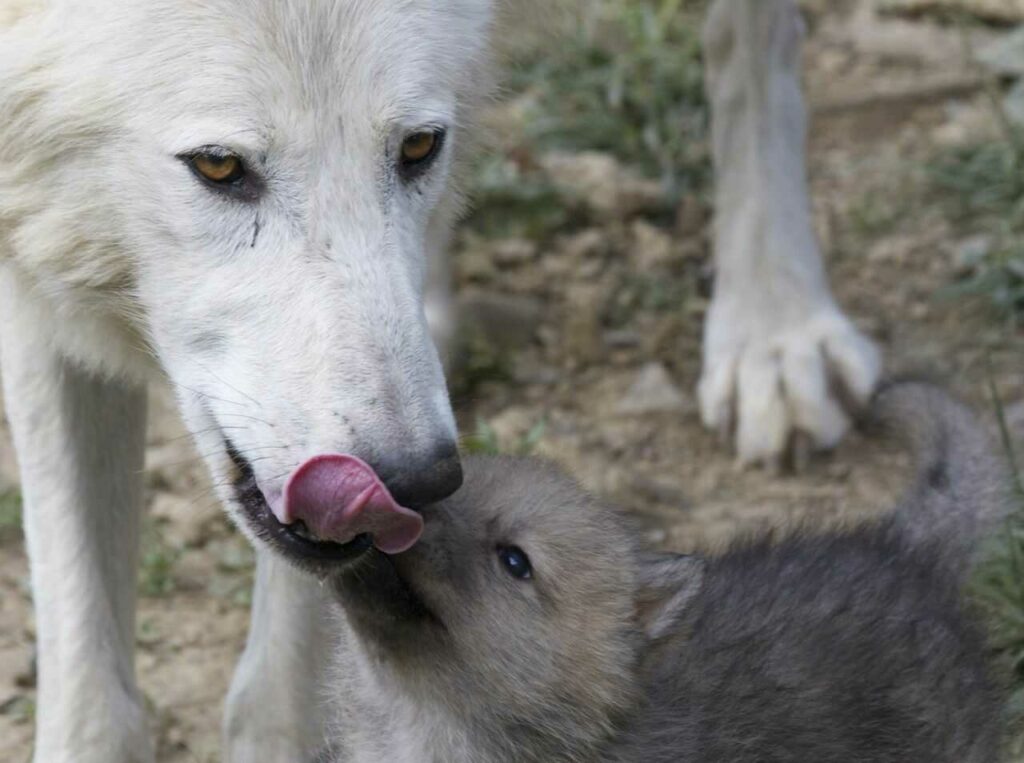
[[321, 382, 1006, 762]]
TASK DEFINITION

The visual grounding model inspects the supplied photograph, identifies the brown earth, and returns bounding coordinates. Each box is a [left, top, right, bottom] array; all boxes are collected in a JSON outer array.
[[2, 3, 1023, 760]]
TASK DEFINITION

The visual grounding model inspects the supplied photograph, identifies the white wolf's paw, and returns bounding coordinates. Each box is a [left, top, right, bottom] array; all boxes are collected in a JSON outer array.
[[699, 304, 881, 469]]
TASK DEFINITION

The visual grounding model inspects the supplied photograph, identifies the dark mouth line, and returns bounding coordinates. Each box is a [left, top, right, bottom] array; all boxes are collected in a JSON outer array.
[[340, 550, 447, 632], [224, 438, 373, 564]]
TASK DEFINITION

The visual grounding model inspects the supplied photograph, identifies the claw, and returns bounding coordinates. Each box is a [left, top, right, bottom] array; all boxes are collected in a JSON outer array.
[[699, 310, 881, 471]]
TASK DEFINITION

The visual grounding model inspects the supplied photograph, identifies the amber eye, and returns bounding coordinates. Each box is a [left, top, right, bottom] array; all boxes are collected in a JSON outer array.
[[191, 153, 245, 184], [401, 132, 437, 162], [399, 130, 444, 179]]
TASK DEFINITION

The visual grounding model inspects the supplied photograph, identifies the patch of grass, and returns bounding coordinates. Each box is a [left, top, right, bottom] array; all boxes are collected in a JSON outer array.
[[930, 134, 1024, 322], [507, 0, 709, 193], [970, 502, 1024, 755], [968, 377, 1024, 755], [449, 327, 515, 402], [0, 693, 35, 726], [606, 270, 695, 327], [462, 160, 572, 240], [847, 186, 911, 239], [138, 524, 180, 598], [463, 418, 547, 456], [464, 0, 710, 240], [0, 489, 21, 538]]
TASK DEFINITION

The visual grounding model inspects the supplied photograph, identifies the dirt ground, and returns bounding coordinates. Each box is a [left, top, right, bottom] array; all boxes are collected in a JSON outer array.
[[2, 3, 1024, 761]]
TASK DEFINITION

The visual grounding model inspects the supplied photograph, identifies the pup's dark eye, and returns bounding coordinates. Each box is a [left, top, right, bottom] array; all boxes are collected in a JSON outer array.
[[189, 152, 245, 184], [399, 129, 445, 179], [498, 545, 532, 580]]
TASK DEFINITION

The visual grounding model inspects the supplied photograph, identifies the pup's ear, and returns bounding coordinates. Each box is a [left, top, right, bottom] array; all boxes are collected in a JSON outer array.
[[636, 553, 706, 642]]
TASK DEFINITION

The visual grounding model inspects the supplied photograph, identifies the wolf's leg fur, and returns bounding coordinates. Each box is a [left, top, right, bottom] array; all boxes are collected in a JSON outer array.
[[699, 0, 881, 467], [0, 275, 151, 763], [224, 552, 334, 762]]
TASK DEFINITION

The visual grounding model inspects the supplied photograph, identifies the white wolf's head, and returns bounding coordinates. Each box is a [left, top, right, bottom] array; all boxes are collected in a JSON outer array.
[[0, 0, 499, 563]]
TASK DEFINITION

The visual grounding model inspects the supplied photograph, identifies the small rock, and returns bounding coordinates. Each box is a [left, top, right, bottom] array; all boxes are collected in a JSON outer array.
[[843, 4, 963, 66], [164, 724, 187, 749], [867, 235, 914, 265], [487, 407, 538, 451], [150, 492, 215, 549], [540, 151, 665, 219], [1005, 79, 1024, 126], [676, 194, 706, 238], [578, 257, 605, 280], [457, 234, 498, 283], [630, 475, 688, 507], [14, 653, 36, 689], [458, 290, 543, 349], [617, 177, 666, 219], [603, 329, 642, 349], [645, 528, 668, 545], [631, 220, 675, 270], [977, 26, 1024, 77], [491, 238, 538, 268], [953, 234, 993, 277], [541, 151, 621, 214], [879, 0, 1024, 25], [564, 284, 605, 363], [910, 303, 931, 320], [562, 229, 611, 262], [827, 462, 852, 481], [616, 362, 689, 416]]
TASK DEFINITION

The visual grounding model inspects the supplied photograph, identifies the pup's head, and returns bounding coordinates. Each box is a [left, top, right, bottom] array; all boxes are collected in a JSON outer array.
[[1, 1, 501, 565], [333, 456, 705, 758]]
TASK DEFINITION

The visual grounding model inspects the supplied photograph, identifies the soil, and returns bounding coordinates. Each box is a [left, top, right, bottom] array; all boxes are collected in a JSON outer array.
[[2, 2, 1023, 760]]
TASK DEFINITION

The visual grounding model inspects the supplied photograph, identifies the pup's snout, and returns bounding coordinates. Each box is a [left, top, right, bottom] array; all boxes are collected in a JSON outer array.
[[374, 439, 463, 508]]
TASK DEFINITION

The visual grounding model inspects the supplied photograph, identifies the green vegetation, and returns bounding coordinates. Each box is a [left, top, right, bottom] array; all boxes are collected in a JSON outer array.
[[0, 489, 21, 539], [967, 381, 1024, 756], [138, 523, 180, 598], [463, 418, 547, 456], [504, 0, 708, 191], [464, 0, 710, 239], [931, 132, 1024, 322]]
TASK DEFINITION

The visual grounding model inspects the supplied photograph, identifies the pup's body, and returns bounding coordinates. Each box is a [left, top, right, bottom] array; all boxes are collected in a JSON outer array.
[[322, 384, 1005, 762]]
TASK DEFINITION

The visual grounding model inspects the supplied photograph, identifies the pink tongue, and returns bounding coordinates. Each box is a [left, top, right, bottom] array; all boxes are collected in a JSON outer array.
[[277, 454, 423, 554]]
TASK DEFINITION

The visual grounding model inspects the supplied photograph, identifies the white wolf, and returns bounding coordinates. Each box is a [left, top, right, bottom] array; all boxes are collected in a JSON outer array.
[[0, 0, 880, 761]]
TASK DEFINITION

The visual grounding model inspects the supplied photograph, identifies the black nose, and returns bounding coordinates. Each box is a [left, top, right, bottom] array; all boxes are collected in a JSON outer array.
[[373, 439, 463, 508]]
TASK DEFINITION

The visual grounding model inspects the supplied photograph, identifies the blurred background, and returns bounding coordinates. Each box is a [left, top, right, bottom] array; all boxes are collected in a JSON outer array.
[[4, 0, 1024, 758]]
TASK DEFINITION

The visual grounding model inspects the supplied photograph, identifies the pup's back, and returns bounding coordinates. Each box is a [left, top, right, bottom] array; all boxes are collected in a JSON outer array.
[[612, 382, 1007, 762]]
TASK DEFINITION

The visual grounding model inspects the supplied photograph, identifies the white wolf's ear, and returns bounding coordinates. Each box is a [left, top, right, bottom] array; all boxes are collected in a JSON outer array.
[[636, 553, 705, 642]]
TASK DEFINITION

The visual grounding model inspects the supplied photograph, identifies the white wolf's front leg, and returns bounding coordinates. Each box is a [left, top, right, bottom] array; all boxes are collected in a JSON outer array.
[[224, 551, 334, 762], [0, 277, 151, 762], [699, 0, 880, 467]]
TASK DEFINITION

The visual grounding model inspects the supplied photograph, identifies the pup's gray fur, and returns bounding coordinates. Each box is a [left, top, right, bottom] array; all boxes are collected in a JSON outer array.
[[319, 382, 1008, 762]]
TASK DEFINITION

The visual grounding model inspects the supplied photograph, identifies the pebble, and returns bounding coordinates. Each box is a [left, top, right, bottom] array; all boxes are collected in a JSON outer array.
[[615, 362, 690, 416]]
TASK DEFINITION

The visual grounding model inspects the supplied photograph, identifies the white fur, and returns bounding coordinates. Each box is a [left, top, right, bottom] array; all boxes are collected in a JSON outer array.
[[699, 0, 880, 468], [0, 2, 493, 760]]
